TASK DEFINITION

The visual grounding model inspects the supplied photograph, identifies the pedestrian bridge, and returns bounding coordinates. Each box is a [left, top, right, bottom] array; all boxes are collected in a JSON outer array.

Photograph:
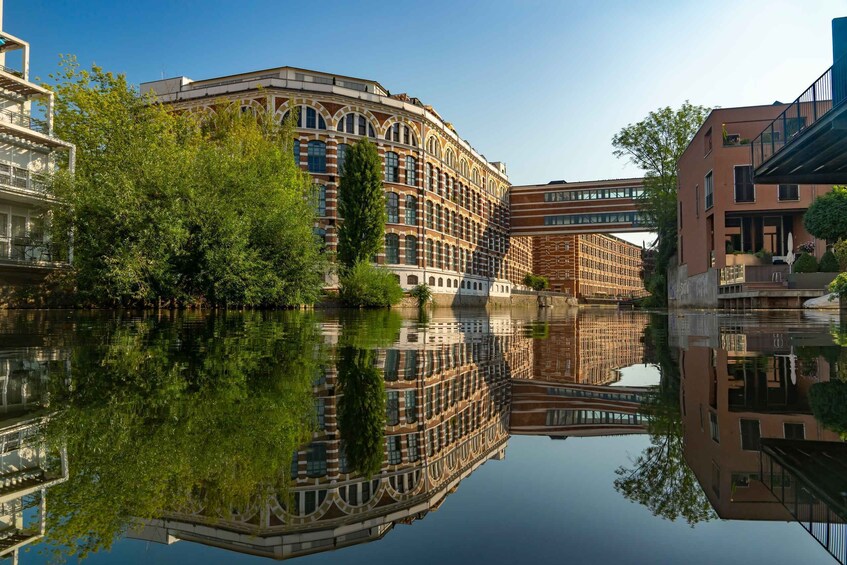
[[509, 177, 646, 236]]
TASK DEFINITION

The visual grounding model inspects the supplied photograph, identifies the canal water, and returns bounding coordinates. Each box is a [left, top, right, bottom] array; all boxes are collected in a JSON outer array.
[[0, 308, 844, 564]]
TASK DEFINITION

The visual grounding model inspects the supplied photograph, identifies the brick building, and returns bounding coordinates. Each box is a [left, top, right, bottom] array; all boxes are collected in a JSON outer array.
[[533, 233, 645, 298], [142, 68, 530, 298]]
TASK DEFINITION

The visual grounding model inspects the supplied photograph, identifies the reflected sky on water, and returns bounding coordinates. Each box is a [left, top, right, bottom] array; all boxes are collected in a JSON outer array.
[[0, 308, 843, 564]]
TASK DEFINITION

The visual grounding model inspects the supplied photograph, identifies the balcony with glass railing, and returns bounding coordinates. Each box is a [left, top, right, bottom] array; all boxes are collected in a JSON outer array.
[[752, 61, 847, 184]]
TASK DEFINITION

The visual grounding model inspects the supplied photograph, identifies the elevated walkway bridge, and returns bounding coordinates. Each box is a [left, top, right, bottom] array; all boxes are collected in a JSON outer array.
[[509, 178, 646, 237]]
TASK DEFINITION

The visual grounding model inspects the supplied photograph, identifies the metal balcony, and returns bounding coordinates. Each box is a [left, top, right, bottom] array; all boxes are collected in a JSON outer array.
[[752, 61, 847, 183], [0, 108, 47, 135], [0, 162, 46, 196]]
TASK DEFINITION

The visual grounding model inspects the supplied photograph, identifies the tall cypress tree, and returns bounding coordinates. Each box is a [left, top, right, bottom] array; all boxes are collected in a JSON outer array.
[[336, 139, 385, 269]]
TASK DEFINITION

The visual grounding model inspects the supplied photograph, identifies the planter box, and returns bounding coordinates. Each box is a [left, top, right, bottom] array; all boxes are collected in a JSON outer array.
[[725, 254, 766, 266], [787, 272, 838, 290]]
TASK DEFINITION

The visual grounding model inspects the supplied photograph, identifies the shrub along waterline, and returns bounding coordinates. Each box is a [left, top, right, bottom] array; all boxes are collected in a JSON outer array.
[[338, 261, 403, 308]]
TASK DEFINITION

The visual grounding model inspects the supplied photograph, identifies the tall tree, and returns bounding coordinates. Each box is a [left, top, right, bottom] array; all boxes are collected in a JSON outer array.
[[804, 185, 847, 242], [336, 139, 385, 269], [612, 102, 710, 305]]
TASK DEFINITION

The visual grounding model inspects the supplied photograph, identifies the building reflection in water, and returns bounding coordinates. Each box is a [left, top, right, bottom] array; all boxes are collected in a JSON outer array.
[[0, 317, 69, 563], [673, 312, 847, 563], [131, 311, 653, 560]]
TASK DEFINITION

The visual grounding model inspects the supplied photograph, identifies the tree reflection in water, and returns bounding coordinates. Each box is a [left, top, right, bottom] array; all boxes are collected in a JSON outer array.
[[40, 312, 322, 558], [613, 314, 716, 526]]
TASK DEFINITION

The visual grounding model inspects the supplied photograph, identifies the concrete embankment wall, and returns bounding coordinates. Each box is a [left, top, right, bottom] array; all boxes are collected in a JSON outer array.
[[668, 263, 719, 309]]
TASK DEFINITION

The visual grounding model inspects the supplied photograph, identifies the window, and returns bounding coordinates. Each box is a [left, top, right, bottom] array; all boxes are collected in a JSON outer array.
[[778, 184, 799, 201], [407, 433, 419, 462], [387, 435, 402, 465], [405, 389, 417, 423], [740, 419, 761, 451], [306, 443, 327, 477], [283, 105, 326, 129], [385, 151, 400, 182], [315, 398, 326, 430], [315, 185, 326, 216], [704, 172, 713, 210], [386, 192, 399, 223], [405, 195, 417, 225], [734, 165, 755, 203], [293, 140, 300, 164], [784, 422, 805, 440], [425, 163, 433, 190], [307, 141, 326, 173], [337, 143, 349, 175], [337, 112, 376, 137], [405, 235, 418, 265], [426, 239, 433, 265], [386, 391, 400, 425], [426, 201, 433, 229], [385, 233, 400, 264], [405, 156, 417, 186], [385, 122, 417, 146], [427, 136, 440, 157]]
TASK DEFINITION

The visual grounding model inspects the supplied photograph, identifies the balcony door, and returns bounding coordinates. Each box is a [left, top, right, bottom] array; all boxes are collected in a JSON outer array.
[[10, 214, 26, 260]]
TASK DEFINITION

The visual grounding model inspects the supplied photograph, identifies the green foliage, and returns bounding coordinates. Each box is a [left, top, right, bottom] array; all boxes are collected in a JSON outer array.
[[810, 380, 847, 438], [410, 283, 433, 309], [819, 250, 839, 272], [828, 272, 847, 298], [804, 185, 847, 242], [793, 252, 818, 273], [612, 102, 710, 306], [40, 312, 321, 558], [336, 139, 385, 269], [46, 57, 324, 307], [336, 347, 385, 478], [615, 314, 716, 526], [339, 261, 403, 308], [522, 273, 550, 291], [754, 248, 773, 263], [833, 239, 847, 271]]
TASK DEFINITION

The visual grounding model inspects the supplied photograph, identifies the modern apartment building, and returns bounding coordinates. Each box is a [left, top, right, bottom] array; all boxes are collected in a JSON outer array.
[[533, 233, 645, 298], [672, 105, 832, 308], [141, 68, 529, 297], [0, 7, 74, 286]]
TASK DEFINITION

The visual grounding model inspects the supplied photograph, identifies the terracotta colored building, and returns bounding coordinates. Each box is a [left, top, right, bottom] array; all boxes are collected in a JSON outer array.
[[141, 68, 529, 298], [533, 233, 645, 298], [672, 105, 832, 308]]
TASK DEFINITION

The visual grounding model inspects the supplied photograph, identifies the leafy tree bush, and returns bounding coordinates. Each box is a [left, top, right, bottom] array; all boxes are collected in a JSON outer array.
[[336, 139, 385, 269], [793, 253, 818, 273], [834, 239, 847, 271], [612, 102, 710, 306], [809, 380, 847, 438], [339, 261, 403, 307], [522, 273, 550, 291], [804, 185, 847, 242], [819, 250, 840, 272], [46, 57, 324, 307], [410, 283, 433, 308]]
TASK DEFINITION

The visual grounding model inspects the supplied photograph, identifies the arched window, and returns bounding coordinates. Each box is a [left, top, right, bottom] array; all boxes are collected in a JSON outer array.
[[435, 204, 442, 232], [427, 136, 440, 157], [436, 241, 443, 269], [405, 195, 417, 225], [337, 143, 350, 175], [405, 235, 418, 265], [405, 156, 417, 186], [445, 209, 451, 234], [307, 141, 326, 173], [385, 122, 415, 145], [315, 185, 326, 216], [385, 233, 400, 264], [472, 168, 480, 186], [385, 151, 400, 182], [426, 201, 434, 229], [426, 239, 434, 265], [386, 192, 399, 223], [460, 159, 468, 178], [282, 105, 327, 129], [337, 112, 376, 137], [445, 149, 454, 168], [425, 163, 432, 190], [404, 125, 417, 146]]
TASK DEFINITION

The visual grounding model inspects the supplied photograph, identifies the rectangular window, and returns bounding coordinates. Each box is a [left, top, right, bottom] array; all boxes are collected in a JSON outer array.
[[704, 172, 713, 210], [734, 165, 755, 203], [387, 435, 402, 465], [386, 391, 400, 425], [784, 422, 805, 440], [407, 433, 419, 462], [778, 184, 799, 201], [405, 389, 417, 423], [740, 419, 761, 451], [709, 411, 719, 443]]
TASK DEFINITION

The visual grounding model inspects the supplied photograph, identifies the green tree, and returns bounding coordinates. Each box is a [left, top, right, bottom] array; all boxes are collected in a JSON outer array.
[[40, 312, 322, 558], [614, 315, 715, 525], [804, 185, 847, 242], [793, 252, 818, 273], [612, 102, 710, 306], [810, 380, 847, 438], [336, 139, 385, 269], [819, 250, 839, 272], [46, 57, 325, 307]]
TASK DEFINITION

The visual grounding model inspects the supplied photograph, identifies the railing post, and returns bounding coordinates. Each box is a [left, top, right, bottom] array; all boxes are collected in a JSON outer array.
[[812, 83, 818, 122]]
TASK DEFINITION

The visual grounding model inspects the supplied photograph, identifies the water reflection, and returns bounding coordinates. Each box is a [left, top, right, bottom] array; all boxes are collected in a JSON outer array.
[[1, 309, 846, 563]]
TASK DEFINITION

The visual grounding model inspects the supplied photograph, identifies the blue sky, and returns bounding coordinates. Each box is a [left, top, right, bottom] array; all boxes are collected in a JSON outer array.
[[7, 0, 845, 244]]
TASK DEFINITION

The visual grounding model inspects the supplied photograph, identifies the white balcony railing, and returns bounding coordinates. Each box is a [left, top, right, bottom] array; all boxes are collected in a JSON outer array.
[[0, 162, 46, 195]]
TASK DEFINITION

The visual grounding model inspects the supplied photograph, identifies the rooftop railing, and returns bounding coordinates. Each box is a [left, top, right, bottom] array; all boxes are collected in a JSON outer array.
[[0, 108, 48, 135], [0, 64, 22, 78], [752, 62, 847, 171]]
